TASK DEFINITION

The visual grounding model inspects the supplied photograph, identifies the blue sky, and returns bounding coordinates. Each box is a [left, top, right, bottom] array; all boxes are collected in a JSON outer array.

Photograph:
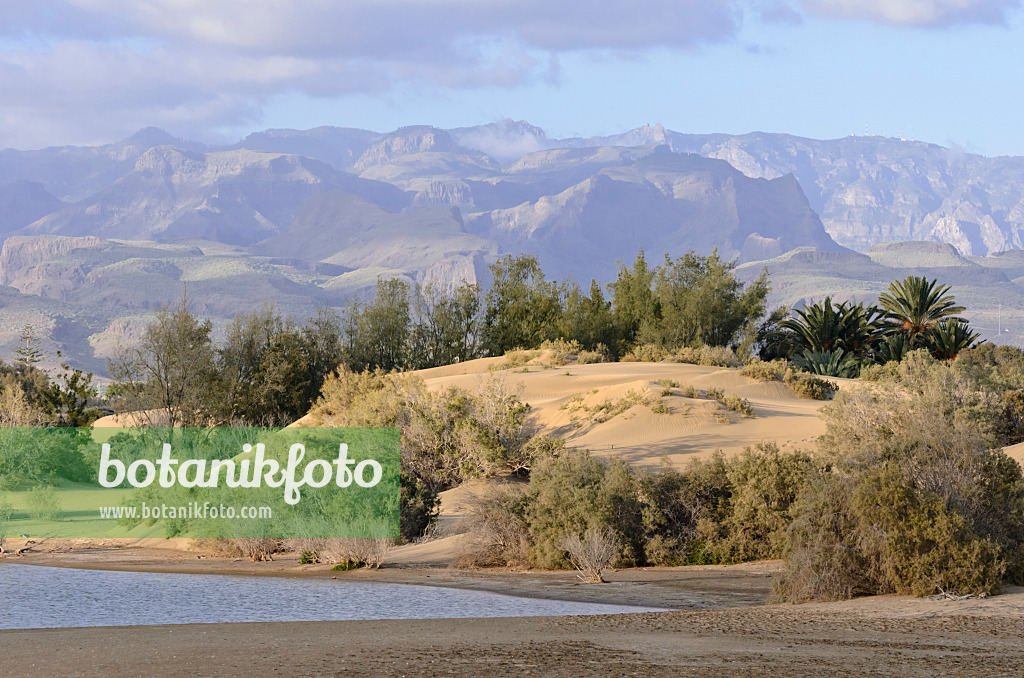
[[2, 1, 1023, 156]]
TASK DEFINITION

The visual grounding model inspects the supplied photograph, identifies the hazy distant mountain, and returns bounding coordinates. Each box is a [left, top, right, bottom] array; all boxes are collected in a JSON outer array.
[[0, 181, 64, 238], [4, 120, 1023, 368], [467, 149, 842, 281], [483, 123, 1024, 258], [20, 147, 408, 245]]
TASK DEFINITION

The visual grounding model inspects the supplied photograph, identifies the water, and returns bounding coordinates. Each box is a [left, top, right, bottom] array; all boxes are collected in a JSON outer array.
[[0, 564, 658, 630]]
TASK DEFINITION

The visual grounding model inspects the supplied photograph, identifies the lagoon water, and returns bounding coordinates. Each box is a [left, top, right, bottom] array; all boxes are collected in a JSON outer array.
[[0, 564, 657, 629]]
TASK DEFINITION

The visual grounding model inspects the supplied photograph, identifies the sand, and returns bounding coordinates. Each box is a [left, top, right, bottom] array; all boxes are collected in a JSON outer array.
[[416, 356, 832, 468]]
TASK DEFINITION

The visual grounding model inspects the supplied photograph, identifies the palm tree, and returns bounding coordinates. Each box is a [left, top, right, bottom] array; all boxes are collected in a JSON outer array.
[[779, 298, 883, 359], [926, 319, 980, 360], [791, 348, 861, 378], [878, 276, 965, 344]]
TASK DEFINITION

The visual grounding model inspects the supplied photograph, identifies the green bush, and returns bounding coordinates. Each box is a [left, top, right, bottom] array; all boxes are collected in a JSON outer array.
[[26, 486, 62, 521], [688, 445, 815, 564], [775, 355, 1024, 600], [330, 561, 364, 571], [524, 453, 644, 568]]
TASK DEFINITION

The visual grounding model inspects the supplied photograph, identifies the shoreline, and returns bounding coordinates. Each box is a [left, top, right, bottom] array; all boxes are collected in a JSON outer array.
[[6, 546, 1024, 676], [5, 545, 776, 610]]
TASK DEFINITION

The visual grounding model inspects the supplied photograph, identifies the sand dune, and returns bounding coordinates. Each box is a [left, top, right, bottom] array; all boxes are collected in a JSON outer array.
[[421, 356, 829, 468]]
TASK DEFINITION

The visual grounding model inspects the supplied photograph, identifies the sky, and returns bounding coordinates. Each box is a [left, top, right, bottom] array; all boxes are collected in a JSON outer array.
[[1, 1, 1022, 156]]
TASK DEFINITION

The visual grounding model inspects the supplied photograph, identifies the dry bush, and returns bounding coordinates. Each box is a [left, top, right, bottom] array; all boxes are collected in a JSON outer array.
[[741, 359, 787, 382], [670, 345, 741, 368], [649, 400, 670, 414], [622, 344, 669, 362], [226, 538, 278, 562], [455, 487, 531, 568], [784, 369, 837, 400], [576, 344, 612, 364], [328, 538, 394, 568], [490, 349, 541, 371], [722, 394, 754, 417], [562, 526, 621, 583]]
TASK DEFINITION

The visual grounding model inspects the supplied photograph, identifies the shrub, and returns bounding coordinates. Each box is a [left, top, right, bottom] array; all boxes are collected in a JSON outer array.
[[670, 345, 741, 368], [577, 348, 609, 364], [492, 349, 541, 370], [26, 486, 62, 521], [776, 355, 1024, 600], [562, 527, 620, 583], [784, 368, 837, 400], [650, 400, 670, 414], [525, 453, 643, 568], [705, 387, 724, 401], [722, 394, 754, 417], [455, 486, 531, 568], [679, 385, 699, 399], [622, 343, 669, 363], [700, 444, 814, 563], [225, 538, 277, 562], [656, 379, 680, 389], [741, 359, 787, 382], [0, 493, 12, 553], [400, 472, 440, 543]]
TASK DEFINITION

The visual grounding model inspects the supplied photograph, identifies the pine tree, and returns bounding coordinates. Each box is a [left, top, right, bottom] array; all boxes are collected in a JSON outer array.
[[14, 324, 44, 366]]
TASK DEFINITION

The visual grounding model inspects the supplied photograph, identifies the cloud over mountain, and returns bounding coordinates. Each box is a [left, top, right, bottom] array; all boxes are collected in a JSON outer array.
[[0, 0, 1019, 148]]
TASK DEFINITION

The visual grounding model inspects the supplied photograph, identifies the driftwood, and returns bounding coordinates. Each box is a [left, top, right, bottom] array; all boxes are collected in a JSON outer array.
[[0, 545, 32, 556], [925, 589, 989, 601]]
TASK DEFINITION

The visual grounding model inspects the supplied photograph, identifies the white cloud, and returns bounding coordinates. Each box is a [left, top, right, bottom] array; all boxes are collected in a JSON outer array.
[[0, 0, 1018, 148], [798, 0, 1020, 26]]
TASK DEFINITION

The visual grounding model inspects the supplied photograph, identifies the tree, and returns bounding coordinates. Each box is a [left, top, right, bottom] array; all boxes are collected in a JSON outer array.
[[40, 351, 99, 426], [482, 255, 561, 355], [410, 282, 482, 369], [879, 275, 965, 344], [558, 279, 618, 354], [927, 318, 980, 361], [13, 324, 44, 366], [779, 298, 884, 361], [108, 298, 222, 427], [345, 277, 413, 371], [643, 250, 769, 349], [609, 250, 657, 350]]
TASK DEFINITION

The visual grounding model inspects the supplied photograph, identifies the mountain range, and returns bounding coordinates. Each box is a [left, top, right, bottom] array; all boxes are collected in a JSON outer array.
[[2, 121, 1024, 372]]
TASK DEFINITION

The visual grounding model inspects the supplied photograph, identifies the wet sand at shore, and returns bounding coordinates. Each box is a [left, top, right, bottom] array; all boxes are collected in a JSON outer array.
[[3, 590, 1023, 677]]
